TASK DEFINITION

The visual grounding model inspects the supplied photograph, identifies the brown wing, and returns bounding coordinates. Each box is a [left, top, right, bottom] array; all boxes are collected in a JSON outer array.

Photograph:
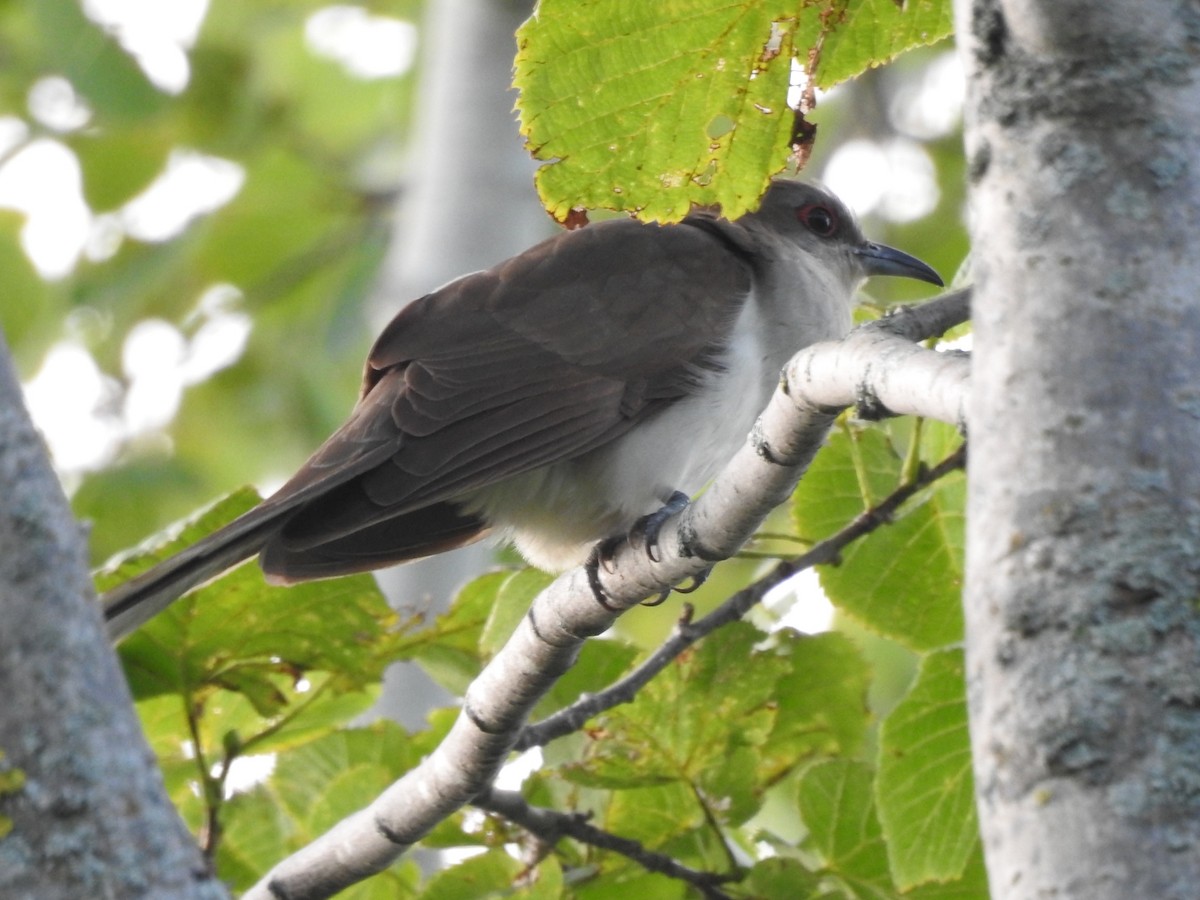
[[260, 216, 754, 576]]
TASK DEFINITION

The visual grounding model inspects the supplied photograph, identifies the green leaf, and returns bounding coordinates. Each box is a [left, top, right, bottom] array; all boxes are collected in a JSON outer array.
[[763, 631, 871, 774], [411, 571, 508, 696], [534, 636, 640, 721], [0, 212, 57, 373], [574, 865, 687, 900], [562, 623, 782, 802], [604, 781, 705, 848], [418, 849, 524, 900], [811, 0, 954, 89], [71, 128, 173, 210], [904, 845, 990, 899], [877, 649, 978, 889], [116, 553, 396, 701], [215, 787, 291, 890], [796, 760, 894, 899], [515, 0, 799, 222], [480, 568, 554, 657], [271, 723, 424, 834], [792, 423, 965, 650], [738, 858, 823, 898], [94, 487, 260, 592], [219, 726, 427, 895], [515, 0, 953, 222]]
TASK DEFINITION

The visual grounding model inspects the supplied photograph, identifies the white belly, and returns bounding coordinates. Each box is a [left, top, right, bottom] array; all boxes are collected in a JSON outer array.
[[458, 302, 776, 571]]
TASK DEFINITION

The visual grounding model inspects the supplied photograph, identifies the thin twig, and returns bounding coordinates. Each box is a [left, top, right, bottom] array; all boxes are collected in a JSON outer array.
[[473, 787, 738, 900], [516, 442, 967, 751]]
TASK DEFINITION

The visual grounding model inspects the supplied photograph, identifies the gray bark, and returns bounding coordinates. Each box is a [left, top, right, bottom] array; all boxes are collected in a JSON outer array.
[[0, 333, 226, 900], [956, 1, 1200, 896]]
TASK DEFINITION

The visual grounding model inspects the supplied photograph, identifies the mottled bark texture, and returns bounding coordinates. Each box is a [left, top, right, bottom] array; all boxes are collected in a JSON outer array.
[[0, 334, 226, 900], [956, 1, 1200, 897]]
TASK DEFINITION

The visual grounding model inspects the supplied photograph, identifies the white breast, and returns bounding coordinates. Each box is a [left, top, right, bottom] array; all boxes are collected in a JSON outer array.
[[458, 295, 782, 571]]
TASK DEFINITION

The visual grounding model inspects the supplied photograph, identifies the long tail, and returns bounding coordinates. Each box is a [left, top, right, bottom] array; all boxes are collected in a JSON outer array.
[[101, 505, 288, 642]]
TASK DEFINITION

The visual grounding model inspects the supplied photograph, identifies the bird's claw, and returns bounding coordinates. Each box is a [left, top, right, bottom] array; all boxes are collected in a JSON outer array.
[[673, 566, 712, 595], [632, 490, 691, 563], [586, 491, 694, 610], [585, 539, 623, 611]]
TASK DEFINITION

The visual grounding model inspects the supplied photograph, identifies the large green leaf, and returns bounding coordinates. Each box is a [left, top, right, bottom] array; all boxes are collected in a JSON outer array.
[[792, 422, 965, 650], [516, 0, 796, 222], [764, 631, 872, 772], [877, 649, 978, 889], [796, 759, 893, 899], [811, 0, 954, 88], [514, 0, 952, 222], [562, 623, 783, 799]]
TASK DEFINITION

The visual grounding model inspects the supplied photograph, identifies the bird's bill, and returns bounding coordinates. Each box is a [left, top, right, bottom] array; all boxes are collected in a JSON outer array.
[[855, 242, 944, 287]]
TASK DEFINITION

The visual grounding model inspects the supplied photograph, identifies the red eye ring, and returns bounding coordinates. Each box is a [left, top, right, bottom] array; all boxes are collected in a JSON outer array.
[[796, 203, 838, 237]]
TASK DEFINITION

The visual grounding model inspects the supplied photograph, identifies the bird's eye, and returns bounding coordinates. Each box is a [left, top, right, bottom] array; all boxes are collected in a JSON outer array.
[[796, 203, 838, 237]]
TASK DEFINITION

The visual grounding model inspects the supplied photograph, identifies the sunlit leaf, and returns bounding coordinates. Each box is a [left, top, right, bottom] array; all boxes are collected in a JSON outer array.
[[792, 423, 965, 650], [515, 0, 952, 222], [877, 649, 978, 889]]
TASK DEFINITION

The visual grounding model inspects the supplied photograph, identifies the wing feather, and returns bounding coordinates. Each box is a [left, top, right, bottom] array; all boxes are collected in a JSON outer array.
[[261, 216, 753, 575]]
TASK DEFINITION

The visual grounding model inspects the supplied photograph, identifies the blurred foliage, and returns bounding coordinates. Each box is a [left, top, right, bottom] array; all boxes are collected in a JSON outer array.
[[1, 0, 418, 562], [0, 1, 981, 897]]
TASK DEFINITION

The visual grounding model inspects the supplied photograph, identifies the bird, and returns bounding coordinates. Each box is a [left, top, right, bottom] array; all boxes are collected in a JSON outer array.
[[102, 180, 942, 641]]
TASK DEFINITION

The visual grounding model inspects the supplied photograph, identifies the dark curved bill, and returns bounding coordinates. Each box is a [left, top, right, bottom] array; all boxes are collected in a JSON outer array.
[[855, 242, 944, 287]]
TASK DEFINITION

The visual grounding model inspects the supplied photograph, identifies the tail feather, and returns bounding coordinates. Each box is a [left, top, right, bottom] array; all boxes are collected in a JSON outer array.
[[102, 507, 286, 642]]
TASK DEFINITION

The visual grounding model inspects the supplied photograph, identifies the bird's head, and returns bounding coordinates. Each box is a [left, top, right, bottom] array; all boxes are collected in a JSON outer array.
[[743, 180, 944, 292]]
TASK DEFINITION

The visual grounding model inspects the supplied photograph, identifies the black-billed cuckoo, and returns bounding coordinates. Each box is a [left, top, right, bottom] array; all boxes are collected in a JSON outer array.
[[103, 180, 942, 640]]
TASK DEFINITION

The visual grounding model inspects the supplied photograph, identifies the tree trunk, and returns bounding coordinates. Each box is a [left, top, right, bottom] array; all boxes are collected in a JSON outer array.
[[956, 1, 1200, 896], [0, 334, 226, 899]]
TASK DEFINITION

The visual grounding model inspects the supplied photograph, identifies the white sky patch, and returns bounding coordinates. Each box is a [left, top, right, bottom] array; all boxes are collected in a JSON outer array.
[[305, 6, 418, 79], [221, 753, 277, 798], [28, 76, 92, 133], [121, 149, 245, 242], [23, 341, 124, 473], [787, 58, 832, 112], [83, 0, 210, 94], [181, 284, 252, 385], [494, 747, 543, 792], [0, 139, 92, 279], [23, 286, 252, 478], [121, 319, 187, 434], [85, 212, 125, 263], [120, 286, 252, 435], [822, 137, 939, 223], [765, 568, 835, 635], [890, 51, 964, 141], [0, 116, 29, 161]]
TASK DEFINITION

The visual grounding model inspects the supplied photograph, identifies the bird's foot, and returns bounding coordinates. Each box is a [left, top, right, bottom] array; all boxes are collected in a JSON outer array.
[[585, 491, 693, 610]]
